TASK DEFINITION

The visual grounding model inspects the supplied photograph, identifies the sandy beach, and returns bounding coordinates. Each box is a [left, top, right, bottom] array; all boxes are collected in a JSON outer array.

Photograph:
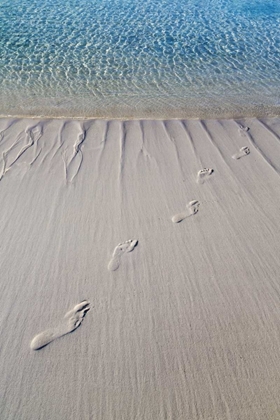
[[1, 116, 280, 419]]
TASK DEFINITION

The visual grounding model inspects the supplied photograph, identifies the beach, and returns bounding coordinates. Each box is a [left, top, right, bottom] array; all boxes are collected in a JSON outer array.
[[1, 116, 280, 419]]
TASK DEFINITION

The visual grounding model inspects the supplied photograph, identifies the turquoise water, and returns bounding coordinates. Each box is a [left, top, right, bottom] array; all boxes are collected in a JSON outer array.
[[0, 0, 279, 118]]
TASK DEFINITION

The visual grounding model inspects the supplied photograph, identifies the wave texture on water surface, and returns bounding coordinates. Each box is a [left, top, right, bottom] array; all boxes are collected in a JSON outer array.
[[0, 0, 279, 117]]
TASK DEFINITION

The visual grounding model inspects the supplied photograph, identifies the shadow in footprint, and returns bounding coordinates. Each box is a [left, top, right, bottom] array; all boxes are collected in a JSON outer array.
[[172, 200, 200, 223], [197, 168, 214, 184], [232, 146, 250, 160], [108, 239, 138, 271], [30, 300, 90, 350]]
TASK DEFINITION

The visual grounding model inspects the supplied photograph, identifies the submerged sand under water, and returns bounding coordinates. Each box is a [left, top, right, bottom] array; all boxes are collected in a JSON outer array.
[[1, 0, 280, 119], [0, 117, 280, 419]]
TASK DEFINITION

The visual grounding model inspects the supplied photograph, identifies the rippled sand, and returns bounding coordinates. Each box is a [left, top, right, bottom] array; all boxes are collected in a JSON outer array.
[[1, 117, 280, 419]]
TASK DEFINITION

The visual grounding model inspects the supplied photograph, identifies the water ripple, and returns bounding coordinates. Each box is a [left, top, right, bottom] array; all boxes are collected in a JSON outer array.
[[0, 0, 279, 117]]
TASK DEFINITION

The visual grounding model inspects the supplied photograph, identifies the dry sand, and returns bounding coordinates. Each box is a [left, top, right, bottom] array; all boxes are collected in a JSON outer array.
[[0, 116, 280, 419]]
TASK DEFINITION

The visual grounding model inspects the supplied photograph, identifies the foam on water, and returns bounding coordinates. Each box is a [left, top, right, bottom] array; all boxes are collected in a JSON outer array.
[[0, 0, 279, 118]]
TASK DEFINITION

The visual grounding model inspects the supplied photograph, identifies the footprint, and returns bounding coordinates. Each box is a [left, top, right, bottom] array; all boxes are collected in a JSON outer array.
[[196, 168, 214, 184], [238, 124, 250, 133], [108, 239, 138, 271], [232, 146, 250, 160], [172, 200, 200, 223], [30, 300, 90, 350]]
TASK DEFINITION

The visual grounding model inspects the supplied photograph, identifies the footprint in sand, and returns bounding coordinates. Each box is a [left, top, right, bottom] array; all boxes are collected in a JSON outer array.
[[108, 239, 138, 271], [238, 124, 250, 133], [172, 200, 200, 223], [30, 300, 90, 350], [196, 168, 214, 184], [232, 146, 250, 160]]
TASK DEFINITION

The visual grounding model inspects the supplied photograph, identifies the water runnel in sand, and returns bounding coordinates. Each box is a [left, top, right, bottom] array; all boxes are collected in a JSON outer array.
[[30, 300, 90, 350], [172, 200, 200, 223], [108, 239, 138, 271]]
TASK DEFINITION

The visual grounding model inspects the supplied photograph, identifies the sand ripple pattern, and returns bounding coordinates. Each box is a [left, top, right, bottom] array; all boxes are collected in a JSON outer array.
[[0, 0, 279, 118]]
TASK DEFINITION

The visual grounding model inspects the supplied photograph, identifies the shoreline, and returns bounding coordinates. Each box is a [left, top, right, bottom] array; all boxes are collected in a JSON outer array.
[[1, 108, 280, 121], [1, 95, 280, 122]]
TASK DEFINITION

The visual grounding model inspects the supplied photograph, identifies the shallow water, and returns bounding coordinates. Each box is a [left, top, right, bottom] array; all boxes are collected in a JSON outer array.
[[0, 0, 279, 117]]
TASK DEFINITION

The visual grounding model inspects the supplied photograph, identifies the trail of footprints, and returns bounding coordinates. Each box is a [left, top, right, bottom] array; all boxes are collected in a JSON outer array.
[[30, 125, 251, 350]]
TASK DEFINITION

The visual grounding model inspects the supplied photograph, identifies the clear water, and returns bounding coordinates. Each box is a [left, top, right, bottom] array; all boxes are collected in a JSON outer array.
[[0, 0, 279, 118]]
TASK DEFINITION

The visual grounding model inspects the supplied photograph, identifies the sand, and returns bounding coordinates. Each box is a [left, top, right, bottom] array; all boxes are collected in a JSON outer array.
[[0, 116, 280, 419]]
